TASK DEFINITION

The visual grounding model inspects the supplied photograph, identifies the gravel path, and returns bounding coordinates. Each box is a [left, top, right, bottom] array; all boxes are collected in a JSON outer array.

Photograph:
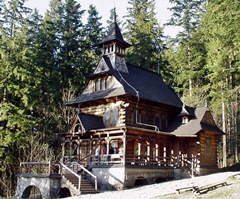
[[67, 171, 240, 199]]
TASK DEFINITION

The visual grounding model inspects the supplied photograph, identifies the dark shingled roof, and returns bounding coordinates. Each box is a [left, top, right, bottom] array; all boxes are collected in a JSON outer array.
[[178, 105, 191, 117], [166, 107, 224, 137], [66, 56, 183, 108], [78, 114, 105, 131], [98, 22, 131, 48]]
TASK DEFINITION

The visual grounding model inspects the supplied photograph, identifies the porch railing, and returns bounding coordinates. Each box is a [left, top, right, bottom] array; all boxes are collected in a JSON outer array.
[[77, 154, 174, 167], [63, 154, 198, 170], [125, 155, 174, 167]]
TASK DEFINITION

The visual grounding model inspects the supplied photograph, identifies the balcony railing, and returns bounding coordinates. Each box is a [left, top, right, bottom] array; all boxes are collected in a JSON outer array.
[[19, 161, 59, 174]]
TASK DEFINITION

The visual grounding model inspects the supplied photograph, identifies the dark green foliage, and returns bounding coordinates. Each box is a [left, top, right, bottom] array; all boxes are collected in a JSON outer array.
[[200, 0, 240, 161], [167, 0, 206, 40], [0, 0, 104, 197], [1, 0, 240, 196], [125, 0, 165, 73], [165, 0, 207, 105], [83, 4, 103, 73], [0, 0, 35, 196]]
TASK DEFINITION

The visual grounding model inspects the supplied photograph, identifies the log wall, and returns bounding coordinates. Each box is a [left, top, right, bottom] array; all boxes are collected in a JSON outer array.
[[199, 132, 218, 167]]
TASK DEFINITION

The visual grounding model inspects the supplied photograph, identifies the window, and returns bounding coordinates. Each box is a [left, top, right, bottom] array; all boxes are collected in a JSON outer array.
[[93, 77, 112, 92], [182, 116, 189, 124], [74, 123, 83, 134], [105, 77, 109, 89], [95, 79, 100, 91], [100, 78, 105, 90]]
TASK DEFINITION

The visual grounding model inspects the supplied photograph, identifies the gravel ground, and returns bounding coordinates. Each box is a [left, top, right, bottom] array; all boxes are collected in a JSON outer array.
[[67, 171, 240, 199]]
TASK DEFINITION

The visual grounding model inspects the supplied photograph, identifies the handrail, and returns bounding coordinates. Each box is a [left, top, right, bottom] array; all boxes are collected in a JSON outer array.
[[59, 162, 81, 191], [72, 161, 98, 190], [60, 161, 98, 191], [80, 154, 91, 162], [182, 155, 197, 178]]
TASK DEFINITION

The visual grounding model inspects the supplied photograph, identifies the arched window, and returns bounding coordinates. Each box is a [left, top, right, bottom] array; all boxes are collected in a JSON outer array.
[[95, 79, 100, 91], [100, 78, 105, 90], [74, 123, 83, 134], [105, 76, 112, 89]]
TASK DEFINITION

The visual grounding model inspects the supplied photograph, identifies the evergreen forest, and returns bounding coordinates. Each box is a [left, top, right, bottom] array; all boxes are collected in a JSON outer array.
[[1, 0, 240, 197]]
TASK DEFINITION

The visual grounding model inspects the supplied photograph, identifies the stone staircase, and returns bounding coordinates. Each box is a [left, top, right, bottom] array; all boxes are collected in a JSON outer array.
[[60, 161, 98, 195], [63, 173, 99, 194]]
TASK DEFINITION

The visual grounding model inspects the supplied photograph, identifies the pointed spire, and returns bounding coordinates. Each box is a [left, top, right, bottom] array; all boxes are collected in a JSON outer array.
[[98, 9, 131, 48], [113, 7, 117, 24], [178, 104, 190, 124], [178, 104, 190, 117]]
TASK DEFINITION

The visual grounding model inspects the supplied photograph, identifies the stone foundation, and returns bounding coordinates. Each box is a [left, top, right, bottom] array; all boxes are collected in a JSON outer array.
[[15, 174, 61, 199], [90, 165, 174, 190]]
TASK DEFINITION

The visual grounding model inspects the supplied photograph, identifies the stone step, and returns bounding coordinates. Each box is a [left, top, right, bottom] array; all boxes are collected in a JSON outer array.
[[63, 173, 98, 194]]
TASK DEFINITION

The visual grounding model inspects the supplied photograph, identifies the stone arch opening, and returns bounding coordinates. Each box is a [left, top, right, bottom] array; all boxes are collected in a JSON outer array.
[[22, 185, 42, 199], [155, 177, 167, 183], [134, 177, 147, 187], [58, 187, 72, 198]]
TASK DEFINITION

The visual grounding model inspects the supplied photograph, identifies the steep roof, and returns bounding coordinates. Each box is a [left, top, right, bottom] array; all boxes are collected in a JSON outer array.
[[166, 106, 224, 137], [98, 22, 131, 48], [78, 114, 105, 131], [66, 56, 182, 108], [178, 104, 191, 117]]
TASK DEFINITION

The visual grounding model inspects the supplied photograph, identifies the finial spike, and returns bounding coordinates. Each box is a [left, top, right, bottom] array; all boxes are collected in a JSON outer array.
[[113, 7, 117, 23]]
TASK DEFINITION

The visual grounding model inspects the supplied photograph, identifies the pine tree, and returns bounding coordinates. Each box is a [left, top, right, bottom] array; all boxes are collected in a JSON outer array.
[[201, 0, 240, 165], [166, 0, 206, 100], [167, 0, 205, 40], [84, 4, 104, 70], [125, 0, 165, 72], [60, 0, 85, 93], [0, 0, 35, 197]]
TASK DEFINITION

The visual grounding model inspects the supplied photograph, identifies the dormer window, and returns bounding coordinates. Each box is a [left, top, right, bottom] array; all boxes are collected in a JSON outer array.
[[100, 78, 105, 90], [93, 76, 112, 92], [95, 79, 100, 91], [182, 116, 189, 124]]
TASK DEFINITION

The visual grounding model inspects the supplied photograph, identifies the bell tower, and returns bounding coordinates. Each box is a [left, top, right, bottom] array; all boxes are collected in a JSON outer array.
[[98, 8, 131, 73]]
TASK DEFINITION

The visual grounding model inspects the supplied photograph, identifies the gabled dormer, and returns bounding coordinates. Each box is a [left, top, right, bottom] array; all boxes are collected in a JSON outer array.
[[97, 10, 131, 74], [68, 114, 105, 135], [201, 110, 216, 126]]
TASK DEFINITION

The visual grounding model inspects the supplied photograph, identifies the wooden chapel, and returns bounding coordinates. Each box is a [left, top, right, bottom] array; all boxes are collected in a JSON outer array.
[[61, 17, 224, 190]]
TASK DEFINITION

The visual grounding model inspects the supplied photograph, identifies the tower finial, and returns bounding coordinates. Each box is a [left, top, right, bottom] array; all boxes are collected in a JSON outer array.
[[113, 7, 117, 23]]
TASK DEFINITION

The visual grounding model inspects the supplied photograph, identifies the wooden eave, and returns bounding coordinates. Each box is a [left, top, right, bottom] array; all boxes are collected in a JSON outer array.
[[174, 135, 198, 137]]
